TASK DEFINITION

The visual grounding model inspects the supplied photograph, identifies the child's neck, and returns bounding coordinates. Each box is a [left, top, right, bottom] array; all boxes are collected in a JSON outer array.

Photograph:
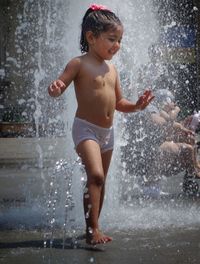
[[87, 51, 105, 64]]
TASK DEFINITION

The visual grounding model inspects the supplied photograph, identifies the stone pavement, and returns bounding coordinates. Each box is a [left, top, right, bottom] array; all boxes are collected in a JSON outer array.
[[0, 227, 200, 264]]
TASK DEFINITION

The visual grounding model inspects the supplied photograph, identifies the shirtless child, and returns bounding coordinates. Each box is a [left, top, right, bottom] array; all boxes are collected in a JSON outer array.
[[48, 4, 154, 245]]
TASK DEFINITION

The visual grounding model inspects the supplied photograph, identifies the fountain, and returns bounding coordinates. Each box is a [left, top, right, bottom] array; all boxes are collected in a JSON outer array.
[[0, 0, 200, 262]]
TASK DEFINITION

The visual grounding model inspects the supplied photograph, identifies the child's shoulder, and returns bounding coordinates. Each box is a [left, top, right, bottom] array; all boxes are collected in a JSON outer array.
[[65, 56, 84, 71], [68, 55, 82, 64], [67, 54, 89, 66]]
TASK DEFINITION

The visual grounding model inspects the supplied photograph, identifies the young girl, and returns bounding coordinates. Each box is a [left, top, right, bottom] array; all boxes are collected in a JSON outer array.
[[48, 4, 154, 245]]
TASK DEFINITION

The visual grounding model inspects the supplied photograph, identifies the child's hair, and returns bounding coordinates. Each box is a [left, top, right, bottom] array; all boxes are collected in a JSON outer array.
[[80, 6, 122, 53]]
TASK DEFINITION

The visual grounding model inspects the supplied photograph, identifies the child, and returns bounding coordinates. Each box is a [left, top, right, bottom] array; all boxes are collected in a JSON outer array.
[[48, 4, 154, 245]]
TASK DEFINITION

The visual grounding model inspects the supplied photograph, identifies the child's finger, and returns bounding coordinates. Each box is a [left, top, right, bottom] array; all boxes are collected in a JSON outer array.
[[56, 80, 63, 88], [53, 80, 59, 88], [143, 91, 153, 100], [57, 79, 66, 88], [148, 95, 155, 102], [143, 90, 150, 96], [144, 89, 151, 95], [49, 84, 54, 92], [49, 83, 60, 94]]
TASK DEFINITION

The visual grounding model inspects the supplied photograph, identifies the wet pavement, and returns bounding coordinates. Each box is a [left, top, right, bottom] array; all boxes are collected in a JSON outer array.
[[1, 163, 200, 263], [0, 227, 200, 264]]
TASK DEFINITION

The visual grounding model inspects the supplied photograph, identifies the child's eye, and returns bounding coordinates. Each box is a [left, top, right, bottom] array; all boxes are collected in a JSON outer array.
[[108, 38, 116, 42]]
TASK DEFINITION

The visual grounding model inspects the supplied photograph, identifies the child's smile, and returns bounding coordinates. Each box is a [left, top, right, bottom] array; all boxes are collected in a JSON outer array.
[[91, 25, 123, 61]]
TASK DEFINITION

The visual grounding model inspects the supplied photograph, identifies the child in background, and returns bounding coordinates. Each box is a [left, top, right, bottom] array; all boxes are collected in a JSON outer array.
[[182, 111, 200, 132], [48, 4, 154, 245]]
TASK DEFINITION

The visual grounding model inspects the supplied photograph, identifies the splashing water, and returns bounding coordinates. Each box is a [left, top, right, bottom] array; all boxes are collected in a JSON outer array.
[[1, 0, 200, 241]]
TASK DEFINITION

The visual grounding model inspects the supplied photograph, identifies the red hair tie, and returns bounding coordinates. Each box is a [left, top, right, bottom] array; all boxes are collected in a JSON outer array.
[[89, 4, 111, 11]]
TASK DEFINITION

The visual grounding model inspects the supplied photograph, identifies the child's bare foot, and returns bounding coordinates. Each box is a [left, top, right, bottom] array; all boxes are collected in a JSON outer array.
[[86, 228, 112, 245]]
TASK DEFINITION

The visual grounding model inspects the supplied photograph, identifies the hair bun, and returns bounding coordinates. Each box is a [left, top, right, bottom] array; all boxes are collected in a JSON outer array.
[[89, 4, 110, 11]]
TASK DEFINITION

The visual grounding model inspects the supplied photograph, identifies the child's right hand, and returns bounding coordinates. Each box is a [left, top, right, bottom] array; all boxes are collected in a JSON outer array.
[[136, 90, 154, 110], [48, 79, 66, 97]]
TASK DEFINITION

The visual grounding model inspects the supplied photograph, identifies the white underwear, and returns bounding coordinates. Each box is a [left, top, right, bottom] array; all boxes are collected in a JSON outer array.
[[72, 117, 114, 153]]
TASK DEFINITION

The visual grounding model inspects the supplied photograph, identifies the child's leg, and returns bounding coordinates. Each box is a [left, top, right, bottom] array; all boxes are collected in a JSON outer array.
[[98, 149, 113, 217], [178, 143, 200, 177], [159, 141, 200, 177], [76, 139, 112, 244]]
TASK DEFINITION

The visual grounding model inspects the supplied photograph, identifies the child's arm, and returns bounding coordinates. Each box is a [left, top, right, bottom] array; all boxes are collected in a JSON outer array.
[[116, 93, 153, 112], [48, 57, 80, 97], [114, 72, 154, 112]]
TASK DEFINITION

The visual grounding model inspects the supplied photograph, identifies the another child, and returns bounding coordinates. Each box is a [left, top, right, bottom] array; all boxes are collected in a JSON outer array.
[[48, 4, 154, 245]]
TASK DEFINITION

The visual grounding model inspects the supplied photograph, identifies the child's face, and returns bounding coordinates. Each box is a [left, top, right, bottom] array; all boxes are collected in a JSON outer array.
[[92, 25, 123, 60]]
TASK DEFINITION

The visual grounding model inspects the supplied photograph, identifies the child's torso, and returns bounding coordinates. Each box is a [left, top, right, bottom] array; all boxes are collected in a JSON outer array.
[[74, 56, 117, 128]]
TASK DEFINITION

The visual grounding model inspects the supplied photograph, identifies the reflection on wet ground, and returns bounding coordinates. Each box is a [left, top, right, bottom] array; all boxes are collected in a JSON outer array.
[[0, 227, 200, 264], [1, 165, 200, 263]]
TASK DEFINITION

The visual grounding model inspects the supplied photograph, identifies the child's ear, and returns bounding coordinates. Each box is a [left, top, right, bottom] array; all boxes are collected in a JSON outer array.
[[85, 31, 96, 45]]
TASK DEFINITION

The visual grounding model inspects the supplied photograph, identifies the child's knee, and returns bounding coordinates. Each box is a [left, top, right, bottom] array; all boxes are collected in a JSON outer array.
[[88, 171, 105, 186], [160, 141, 179, 154]]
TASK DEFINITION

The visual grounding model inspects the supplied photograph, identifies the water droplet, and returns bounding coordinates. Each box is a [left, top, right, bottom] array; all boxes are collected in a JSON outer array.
[[89, 257, 94, 263], [84, 187, 88, 193], [85, 212, 89, 219], [50, 218, 55, 224], [84, 194, 89, 199], [88, 227, 93, 234]]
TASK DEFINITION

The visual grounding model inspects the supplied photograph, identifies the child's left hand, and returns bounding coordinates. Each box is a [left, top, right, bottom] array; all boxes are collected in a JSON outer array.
[[136, 90, 154, 110]]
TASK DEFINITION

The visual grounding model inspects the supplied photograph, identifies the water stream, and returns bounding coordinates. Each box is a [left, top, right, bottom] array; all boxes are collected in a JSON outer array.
[[1, 0, 200, 243]]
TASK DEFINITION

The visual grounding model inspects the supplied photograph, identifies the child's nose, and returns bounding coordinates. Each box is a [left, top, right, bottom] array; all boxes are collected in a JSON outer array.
[[114, 41, 121, 50]]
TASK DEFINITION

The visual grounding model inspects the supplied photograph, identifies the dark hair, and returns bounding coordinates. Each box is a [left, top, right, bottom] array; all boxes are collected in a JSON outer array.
[[80, 8, 122, 53]]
